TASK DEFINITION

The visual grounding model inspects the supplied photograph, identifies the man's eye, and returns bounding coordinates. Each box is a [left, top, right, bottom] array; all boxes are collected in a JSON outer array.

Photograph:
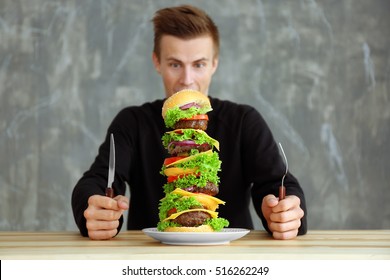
[[170, 63, 181, 68], [195, 63, 206, 68]]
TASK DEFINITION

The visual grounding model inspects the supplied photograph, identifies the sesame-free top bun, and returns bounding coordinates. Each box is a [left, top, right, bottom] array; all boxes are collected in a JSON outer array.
[[162, 89, 211, 119], [164, 224, 214, 232]]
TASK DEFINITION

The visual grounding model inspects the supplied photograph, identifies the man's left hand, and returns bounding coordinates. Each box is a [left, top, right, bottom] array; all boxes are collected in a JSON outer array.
[[261, 194, 305, 240]]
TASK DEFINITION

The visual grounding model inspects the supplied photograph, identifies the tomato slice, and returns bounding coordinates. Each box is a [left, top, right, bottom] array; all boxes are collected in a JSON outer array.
[[182, 114, 209, 121], [167, 208, 177, 217], [163, 156, 186, 166], [166, 172, 201, 183], [167, 175, 179, 183]]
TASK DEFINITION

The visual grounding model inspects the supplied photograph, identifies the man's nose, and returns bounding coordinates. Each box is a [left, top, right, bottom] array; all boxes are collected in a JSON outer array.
[[180, 67, 194, 86]]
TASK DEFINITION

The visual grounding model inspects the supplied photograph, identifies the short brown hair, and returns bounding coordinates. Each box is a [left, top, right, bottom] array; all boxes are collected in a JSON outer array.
[[152, 5, 219, 60]]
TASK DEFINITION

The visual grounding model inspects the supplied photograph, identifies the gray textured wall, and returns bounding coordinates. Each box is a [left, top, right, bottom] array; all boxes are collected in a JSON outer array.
[[1, 0, 389, 231]]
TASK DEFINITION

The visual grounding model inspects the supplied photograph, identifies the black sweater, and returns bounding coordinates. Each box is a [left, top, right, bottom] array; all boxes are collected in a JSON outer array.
[[71, 97, 308, 236]]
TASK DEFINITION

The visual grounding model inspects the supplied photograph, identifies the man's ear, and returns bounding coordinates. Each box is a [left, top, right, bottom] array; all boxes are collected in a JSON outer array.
[[211, 56, 219, 75], [152, 52, 161, 74]]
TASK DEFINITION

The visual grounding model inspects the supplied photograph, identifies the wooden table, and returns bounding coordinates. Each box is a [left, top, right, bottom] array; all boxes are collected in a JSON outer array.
[[1, 230, 389, 260]]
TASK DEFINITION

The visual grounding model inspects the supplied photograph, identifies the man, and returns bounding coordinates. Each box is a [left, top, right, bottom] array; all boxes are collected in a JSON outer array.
[[72, 5, 307, 240]]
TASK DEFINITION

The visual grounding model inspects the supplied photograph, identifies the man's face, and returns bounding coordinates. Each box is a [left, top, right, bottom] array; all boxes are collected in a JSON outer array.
[[152, 35, 219, 98]]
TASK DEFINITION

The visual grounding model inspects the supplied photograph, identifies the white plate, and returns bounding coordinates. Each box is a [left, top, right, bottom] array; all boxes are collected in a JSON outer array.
[[142, 228, 250, 245]]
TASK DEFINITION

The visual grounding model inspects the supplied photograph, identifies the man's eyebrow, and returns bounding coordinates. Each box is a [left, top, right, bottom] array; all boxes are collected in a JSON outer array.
[[165, 57, 183, 65], [194, 57, 209, 62], [165, 57, 210, 63], [166, 57, 181, 61]]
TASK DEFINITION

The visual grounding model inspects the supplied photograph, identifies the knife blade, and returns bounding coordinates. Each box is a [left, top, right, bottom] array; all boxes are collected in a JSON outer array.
[[105, 133, 115, 198]]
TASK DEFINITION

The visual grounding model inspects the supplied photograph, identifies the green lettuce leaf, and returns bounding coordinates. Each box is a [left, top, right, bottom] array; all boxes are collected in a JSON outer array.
[[157, 217, 230, 232], [162, 129, 220, 151], [204, 217, 230, 231], [157, 220, 181, 231], [164, 106, 212, 128], [158, 192, 202, 220], [161, 151, 221, 193]]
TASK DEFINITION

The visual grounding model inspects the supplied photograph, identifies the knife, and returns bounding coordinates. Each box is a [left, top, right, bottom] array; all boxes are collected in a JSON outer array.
[[278, 142, 288, 200], [105, 133, 115, 198]]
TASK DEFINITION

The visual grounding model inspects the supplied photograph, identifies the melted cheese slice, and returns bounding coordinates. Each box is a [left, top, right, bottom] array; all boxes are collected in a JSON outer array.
[[172, 188, 225, 211], [165, 150, 212, 167], [163, 209, 218, 222], [163, 167, 197, 177]]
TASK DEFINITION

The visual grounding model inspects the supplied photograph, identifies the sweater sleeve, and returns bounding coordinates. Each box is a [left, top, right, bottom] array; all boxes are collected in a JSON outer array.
[[241, 107, 308, 235], [71, 109, 135, 237]]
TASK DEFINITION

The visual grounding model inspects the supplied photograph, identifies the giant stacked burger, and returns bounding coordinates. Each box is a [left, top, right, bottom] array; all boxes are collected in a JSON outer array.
[[157, 89, 229, 232]]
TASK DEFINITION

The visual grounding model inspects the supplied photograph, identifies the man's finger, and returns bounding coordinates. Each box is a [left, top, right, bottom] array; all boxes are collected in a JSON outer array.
[[86, 219, 120, 231], [88, 229, 118, 240], [272, 229, 299, 240], [114, 195, 130, 210], [88, 195, 121, 210], [269, 218, 302, 233], [84, 206, 123, 221], [270, 209, 297, 223], [262, 194, 278, 208], [271, 195, 301, 212]]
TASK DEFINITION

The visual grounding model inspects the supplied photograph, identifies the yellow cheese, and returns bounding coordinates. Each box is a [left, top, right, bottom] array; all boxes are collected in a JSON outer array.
[[172, 188, 225, 211], [163, 167, 197, 177], [168, 129, 220, 151], [165, 150, 212, 167], [163, 209, 218, 222]]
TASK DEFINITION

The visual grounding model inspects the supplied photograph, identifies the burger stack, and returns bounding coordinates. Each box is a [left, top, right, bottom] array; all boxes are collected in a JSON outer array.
[[157, 89, 229, 232]]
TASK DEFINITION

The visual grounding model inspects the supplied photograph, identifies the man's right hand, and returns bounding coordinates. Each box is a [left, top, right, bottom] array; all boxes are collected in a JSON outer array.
[[83, 194, 129, 240]]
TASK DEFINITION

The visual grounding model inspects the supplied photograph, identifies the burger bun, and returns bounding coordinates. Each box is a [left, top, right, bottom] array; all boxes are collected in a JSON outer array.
[[164, 224, 214, 232], [162, 89, 211, 119]]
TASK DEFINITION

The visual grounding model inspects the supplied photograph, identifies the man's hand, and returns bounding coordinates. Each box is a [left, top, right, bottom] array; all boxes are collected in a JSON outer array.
[[84, 194, 129, 240], [261, 194, 304, 240]]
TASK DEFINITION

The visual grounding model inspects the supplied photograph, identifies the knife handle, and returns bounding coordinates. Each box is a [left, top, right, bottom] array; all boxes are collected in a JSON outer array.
[[105, 188, 114, 198], [279, 185, 286, 200]]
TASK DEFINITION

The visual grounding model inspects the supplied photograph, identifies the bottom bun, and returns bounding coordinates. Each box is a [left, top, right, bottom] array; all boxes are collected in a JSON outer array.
[[164, 225, 214, 232]]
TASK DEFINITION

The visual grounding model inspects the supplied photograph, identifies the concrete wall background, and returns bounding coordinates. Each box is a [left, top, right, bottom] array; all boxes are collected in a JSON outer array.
[[1, 0, 389, 231]]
